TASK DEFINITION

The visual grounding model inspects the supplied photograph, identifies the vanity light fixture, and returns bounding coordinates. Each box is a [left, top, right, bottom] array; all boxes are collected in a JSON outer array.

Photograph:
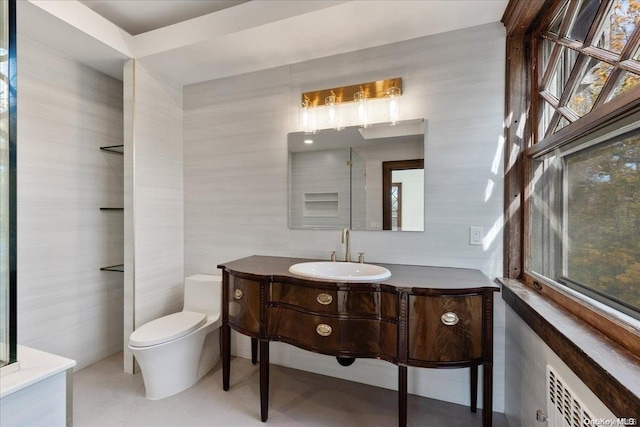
[[300, 77, 402, 131], [303, 139, 313, 144]]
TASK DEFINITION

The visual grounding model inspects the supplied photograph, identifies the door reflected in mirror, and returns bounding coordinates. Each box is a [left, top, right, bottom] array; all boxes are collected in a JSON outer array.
[[288, 119, 425, 231], [383, 160, 424, 231]]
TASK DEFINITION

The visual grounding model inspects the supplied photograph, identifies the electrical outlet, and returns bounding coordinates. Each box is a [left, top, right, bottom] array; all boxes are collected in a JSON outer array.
[[535, 409, 547, 422], [469, 226, 483, 245]]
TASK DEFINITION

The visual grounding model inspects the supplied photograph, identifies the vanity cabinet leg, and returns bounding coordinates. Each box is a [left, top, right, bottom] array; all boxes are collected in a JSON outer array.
[[398, 366, 407, 427], [470, 365, 478, 413], [251, 338, 258, 365], [483, 363, 492, 427], [260, 341, 270, 422], [222, 323, 230, 391]]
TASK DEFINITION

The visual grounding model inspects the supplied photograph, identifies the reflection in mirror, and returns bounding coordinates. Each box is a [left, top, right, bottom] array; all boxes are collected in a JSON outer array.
[[383, 160, 424, 231], [288, 119, 425, 231]]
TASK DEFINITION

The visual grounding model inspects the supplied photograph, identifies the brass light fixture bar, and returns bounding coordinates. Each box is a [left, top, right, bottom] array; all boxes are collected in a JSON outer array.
[[302, 78, 403, 107]]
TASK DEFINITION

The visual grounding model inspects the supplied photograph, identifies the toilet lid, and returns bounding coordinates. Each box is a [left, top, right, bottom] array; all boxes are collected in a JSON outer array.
[[129, 311, 206, 347]]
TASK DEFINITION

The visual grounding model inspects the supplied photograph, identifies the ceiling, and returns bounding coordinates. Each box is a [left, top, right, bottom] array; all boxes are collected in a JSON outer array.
[[17, 1, 508, 87], [79, 1, 250, 35]]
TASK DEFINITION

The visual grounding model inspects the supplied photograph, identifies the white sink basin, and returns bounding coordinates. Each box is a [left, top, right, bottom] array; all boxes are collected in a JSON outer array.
[[288, 261, 391, 282]]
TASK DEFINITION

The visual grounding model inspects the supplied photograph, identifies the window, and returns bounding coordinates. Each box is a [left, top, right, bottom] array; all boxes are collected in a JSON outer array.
[[526, 0, 640, 328], [530, 127, 640, 319], [537, 0, 640, 139]]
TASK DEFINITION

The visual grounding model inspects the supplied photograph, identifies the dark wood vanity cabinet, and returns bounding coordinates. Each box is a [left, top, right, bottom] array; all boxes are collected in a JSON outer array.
[[219, 256, 499, 427]]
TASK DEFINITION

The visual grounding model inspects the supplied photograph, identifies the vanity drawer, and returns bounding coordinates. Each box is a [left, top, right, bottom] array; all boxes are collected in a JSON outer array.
[[270, 282, 397, 318], [227, 276, 261, 335], [267, 307, 397, 357], [408, 294, 483, 363]]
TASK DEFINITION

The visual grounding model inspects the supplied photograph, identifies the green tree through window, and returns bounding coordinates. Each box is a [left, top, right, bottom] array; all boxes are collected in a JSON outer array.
[[566, 134, 640, 310]]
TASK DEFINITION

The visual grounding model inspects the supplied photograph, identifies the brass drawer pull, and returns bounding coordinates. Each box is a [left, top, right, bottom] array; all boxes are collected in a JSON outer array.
[[316, 324, 332, 337], [316, 293, 333, 305], [234, 289, 244, 300], [441, 312, 459, 326]]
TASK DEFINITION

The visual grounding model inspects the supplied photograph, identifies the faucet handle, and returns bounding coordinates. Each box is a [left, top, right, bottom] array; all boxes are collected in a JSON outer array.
[[358, 252, 365, 263], [330, 251, 337, 262]]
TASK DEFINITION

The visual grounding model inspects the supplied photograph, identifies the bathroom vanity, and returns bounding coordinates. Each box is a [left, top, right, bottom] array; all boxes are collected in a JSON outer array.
[[218, 255, 499, 427]]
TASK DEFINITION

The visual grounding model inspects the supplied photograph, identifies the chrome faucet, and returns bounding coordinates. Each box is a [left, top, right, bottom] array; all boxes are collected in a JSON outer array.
[[342, 228, 351, 262]]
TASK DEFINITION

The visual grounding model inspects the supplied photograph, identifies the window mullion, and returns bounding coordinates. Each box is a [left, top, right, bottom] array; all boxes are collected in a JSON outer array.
[[540, 43, 564, 90], [537, 0, 570, 36], [619, 23, 640, 62], [544, 111, 563, 139], [593, 67, 623, 108], [557, 0, 581, 39], [619, 60, 640, 75], [557, 36, 585, 51], [540, 90, 560, 108], [557, 106, 580, 122], [582, 45, 622, 65], [582, 0, 615, 47], [556, 53, 589, 109]]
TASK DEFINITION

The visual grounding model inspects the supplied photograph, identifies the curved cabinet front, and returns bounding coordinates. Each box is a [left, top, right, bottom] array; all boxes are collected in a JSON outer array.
[[219, 256, 498, 427], [408, 293, 484, 366], [267, 307, 397, 358], [226, 275, 261, 337]]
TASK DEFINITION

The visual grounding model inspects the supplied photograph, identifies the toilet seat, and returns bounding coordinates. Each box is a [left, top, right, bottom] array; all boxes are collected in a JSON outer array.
[[129, 311, 206, 347]]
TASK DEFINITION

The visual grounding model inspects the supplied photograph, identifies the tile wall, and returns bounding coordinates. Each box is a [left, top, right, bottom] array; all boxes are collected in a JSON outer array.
[[17, 36, 124, 370]]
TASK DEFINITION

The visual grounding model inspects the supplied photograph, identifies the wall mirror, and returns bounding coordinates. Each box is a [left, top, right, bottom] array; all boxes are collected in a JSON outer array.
[[288, 119, 425, 231]]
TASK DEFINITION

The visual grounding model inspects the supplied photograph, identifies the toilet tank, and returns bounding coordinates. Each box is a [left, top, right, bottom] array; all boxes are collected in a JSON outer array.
[[183, 274, 222, 318]]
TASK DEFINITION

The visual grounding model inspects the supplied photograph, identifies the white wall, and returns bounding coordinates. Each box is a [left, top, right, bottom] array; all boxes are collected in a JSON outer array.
[[183, 23, 506, 411], [504, 307, 617, 426], [123, 60, 184, 373], [17, 36, 124, 370]]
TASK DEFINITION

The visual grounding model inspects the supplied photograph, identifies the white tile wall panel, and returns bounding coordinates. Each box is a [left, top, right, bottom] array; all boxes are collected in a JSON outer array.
[[17, 36, 124, 370]]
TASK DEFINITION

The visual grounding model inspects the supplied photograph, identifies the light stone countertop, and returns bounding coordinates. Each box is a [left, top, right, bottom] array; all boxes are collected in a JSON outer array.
[[0, 345, 76, 398]]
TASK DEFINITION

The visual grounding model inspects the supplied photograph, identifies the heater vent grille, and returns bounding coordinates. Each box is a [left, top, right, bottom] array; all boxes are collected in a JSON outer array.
[[547, 366, 594, 427]]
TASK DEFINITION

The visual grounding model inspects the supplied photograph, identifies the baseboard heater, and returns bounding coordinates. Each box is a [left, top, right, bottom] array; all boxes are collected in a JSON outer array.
[[547, 365, 616, 427]]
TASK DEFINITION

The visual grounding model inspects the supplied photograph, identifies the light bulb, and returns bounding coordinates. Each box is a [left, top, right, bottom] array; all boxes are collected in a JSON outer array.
[[325, 91, 338, 129], [386, 86, 401, 125], [354, 88, 368, 128]]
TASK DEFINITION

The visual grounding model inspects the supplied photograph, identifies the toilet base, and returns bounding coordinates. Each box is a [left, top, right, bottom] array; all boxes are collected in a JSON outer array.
[[131, 324, 220, 400]]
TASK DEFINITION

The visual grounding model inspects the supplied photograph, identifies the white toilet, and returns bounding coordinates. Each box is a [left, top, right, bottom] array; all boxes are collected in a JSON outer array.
[[128, 274, 222, 400]]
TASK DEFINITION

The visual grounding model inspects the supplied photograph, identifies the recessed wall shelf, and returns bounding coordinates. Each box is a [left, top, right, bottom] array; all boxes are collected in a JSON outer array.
[[303, 192, 339, 218], [100, 264, 124, 273], [100, 145, 124, 273], [99, 145, 124, 154]]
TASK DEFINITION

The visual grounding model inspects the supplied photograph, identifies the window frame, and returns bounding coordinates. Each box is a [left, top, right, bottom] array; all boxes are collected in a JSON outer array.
[[0, 0, 17, 369], [503, 0, 640, 358]]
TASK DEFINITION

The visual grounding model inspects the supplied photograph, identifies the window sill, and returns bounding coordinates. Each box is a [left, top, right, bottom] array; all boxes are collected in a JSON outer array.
[[497, 278, 640, 417]]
